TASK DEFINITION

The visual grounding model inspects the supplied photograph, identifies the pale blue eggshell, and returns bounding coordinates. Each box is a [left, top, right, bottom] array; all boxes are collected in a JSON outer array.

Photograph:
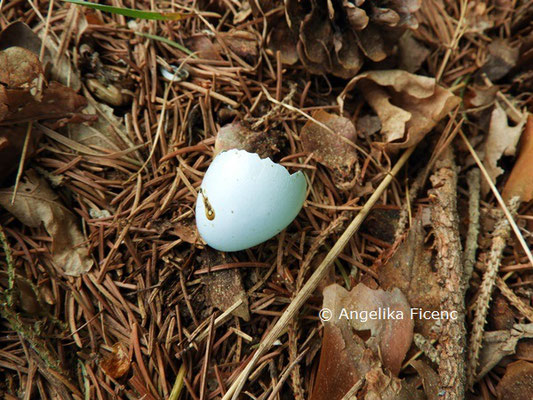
[[196, 149, 307, 251]]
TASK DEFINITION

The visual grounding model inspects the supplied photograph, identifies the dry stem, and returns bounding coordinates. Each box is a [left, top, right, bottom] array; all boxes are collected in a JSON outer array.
[[467, 197, 520, 388]]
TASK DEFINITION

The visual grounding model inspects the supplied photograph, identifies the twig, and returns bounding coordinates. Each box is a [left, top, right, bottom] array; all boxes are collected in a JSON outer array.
[[413, 333, 440, 364], [467, 197, 520, 388], [496, 276, 533, 322], [428, 147, 466, 400], [463, 168, 481, 286], [221, 145, 416, 400]]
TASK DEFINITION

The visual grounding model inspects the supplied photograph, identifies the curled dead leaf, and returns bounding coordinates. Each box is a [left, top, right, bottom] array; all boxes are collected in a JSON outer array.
[[67, 101, 126, 151], [477, 323, 533, 381], [100, 342, 131, 379], [323, 283, 413, 376], [503, 114, 533, 202], [310, 310, 374, 400], [482, 103, 527, 196], [0, 21, 43, 56], [0, 39, 90, 180], [0, 81, 88, 125], [338, 70, 460, 150], [311, 283, 415, 400], [0, 170, 93, 276]]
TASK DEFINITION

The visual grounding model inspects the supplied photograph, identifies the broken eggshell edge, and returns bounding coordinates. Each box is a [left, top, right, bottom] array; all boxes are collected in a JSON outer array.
[[196, 149, 307, 252]]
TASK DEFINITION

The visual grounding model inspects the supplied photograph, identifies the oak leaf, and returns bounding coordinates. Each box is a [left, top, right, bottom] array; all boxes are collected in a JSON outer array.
[[338, 70, 460, 150], [482, 103, 527, 196], [0, 170, 93, 276]]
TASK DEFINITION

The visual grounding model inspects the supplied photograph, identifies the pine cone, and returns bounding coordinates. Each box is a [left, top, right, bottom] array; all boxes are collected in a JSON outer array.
[[268, 0, 421, 78]]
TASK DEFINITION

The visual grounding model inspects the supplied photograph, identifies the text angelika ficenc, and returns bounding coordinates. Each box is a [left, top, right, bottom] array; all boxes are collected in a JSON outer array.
[[337, 307, 458, 323]]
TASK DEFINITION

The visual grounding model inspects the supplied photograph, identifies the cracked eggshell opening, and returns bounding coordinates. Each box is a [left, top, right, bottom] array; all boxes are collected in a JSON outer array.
[[196, 149, 307, 252]]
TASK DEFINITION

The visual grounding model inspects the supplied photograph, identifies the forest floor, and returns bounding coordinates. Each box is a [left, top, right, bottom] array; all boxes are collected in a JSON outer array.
[[0, 1, 532, 399]]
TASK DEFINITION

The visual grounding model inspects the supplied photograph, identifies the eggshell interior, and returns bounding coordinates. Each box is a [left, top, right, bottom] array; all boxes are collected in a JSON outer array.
[[196, 149, 307, 251]]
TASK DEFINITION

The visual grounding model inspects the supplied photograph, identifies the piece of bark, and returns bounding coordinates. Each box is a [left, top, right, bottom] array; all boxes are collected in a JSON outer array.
[[428, 147, 466, 400]]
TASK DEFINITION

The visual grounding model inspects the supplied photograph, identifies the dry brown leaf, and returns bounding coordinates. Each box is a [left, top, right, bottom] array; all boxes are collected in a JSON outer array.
[[100, 342, 131, 379], [198, 249, 250, 321], [202, 269, 250, 321], [503, 114, 533, 202], [496, 360, 533, 400], [0, 80, 88, 124], [0, 21, 42, 56], [338, 70, 460, 150], [377, 216, 441, 337], [311, 283, 414, 400], [477, 323, 533, 381], [482, 103, 527, 196], [323, 283, 413, 376], [310, 307, 376, 400], [172, 218, 199, 245], [0, 40, 89, 180], [214, 121, 286, 159], [0, 170, 93, 276], [67, 102, 127, 151], [463, 85, 498, 109], [1, 21, 81, 91], [301, 110, 358, 176]]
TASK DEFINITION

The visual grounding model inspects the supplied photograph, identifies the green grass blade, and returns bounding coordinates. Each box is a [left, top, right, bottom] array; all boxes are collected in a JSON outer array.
[[63, 0, 188, 21], [134, 32, 197, 58]]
